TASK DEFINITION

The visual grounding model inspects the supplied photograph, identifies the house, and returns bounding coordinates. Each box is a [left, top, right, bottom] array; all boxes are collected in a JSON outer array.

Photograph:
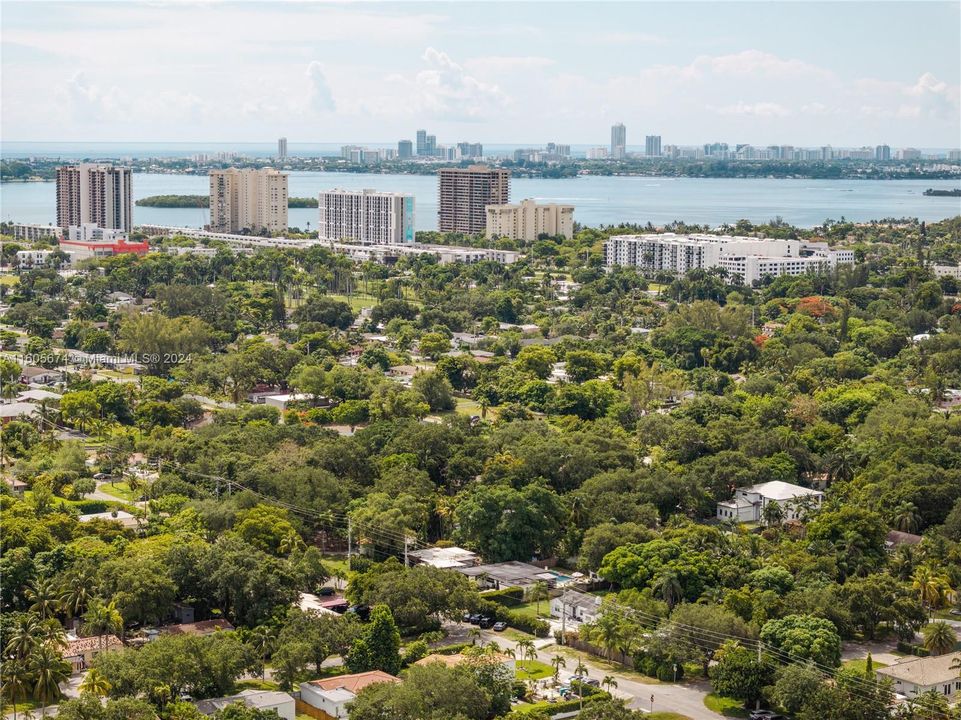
[[298, 670, 400, 719], [458, 561, 571, 591], [161, 619, 234, 637], [550, 590, 602, 625], [0, 402, 40, 424], [408, 546, 480, 569], [716, 481, 823, 524], [62, 634, 123, 672], [263, 393, 327, 410], [18, 366, 63, 385], [195, 690, 295, 720], [297, 593, 344, 616], [886, 530, 923, 551], [877, 652, 961, 700], [78, 510, 140, 531], [15, 389, 62, 403], [414, 652, 515, 675]]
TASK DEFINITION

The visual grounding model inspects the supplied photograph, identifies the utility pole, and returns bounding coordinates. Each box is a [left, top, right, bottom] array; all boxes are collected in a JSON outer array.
[[347, 517, 352, 571], [404, 536, 409, 567]]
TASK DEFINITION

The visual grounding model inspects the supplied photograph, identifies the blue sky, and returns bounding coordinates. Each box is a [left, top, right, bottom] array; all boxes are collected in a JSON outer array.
[[2, 1, 959, 146]]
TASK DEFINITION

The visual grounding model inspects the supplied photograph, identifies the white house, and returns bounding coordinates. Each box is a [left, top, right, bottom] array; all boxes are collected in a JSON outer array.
[[716, 480, 823, 523], [550, 590, 602, 625], [299, 671, 400, 719], [877, 652, 961, 700], [195, 690, 295, 720], [408, 546, 480, 569]]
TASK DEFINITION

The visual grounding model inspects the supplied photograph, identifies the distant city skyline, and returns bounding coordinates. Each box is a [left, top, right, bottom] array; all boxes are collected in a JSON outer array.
[[2, 1, 959, 146]]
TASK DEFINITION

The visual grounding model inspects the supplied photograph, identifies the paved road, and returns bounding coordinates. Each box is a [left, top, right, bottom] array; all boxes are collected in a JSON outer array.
[[452, 624, 724, 720]]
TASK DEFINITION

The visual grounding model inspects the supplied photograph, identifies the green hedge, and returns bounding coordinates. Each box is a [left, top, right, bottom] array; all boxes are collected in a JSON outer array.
[[482, 586, 526, 605], [434, 642, 471, 655], [633, 652, 685, 681], [511, 692, 610, 716], [477, 599, 550, 637], [896, 640, 931, 657]]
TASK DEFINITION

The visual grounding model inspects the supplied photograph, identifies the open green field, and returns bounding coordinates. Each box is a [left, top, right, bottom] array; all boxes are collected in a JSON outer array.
[[326, 292, 380, 312]]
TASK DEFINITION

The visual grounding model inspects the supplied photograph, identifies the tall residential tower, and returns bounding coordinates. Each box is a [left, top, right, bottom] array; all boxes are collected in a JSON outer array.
[[317, 189, 415, 245], [611, 123, 626, 159], [209, 168, 288, 234], [437, 165, 510, 235], [56, 163, 133, 232]]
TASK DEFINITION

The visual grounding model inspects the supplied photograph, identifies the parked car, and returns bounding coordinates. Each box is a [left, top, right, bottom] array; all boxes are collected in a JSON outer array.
[[749, 712, 777, 720], [463, 612, 473, 623], [478, 616, 494, 629], [346, 604, 370, 621], [318, 587, 335, 596], [492, 621, 507, 631], [468, 613, 482, 625], [93, 472, 110, 480]]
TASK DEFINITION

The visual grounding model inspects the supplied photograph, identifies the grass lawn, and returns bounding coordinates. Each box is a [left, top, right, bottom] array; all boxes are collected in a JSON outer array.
[[649, 714, 693, 720], [99, 481, 142, 502], [842, 658, 888, 674], [515, 659, 554, 681], [237, 679, 280, 691], [327, 292, 380, 313], [0, 275, 19, 286], [704, 693, 750, 718], [506, 599, 550, 619], [501, 628, 535, 643]]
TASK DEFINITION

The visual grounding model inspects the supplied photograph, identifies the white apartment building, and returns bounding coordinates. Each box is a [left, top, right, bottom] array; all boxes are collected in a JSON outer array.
[[485, 199, 574, 241], [15, 250, 58, 268], [56, 163, 133, 232], [10, 223, 64, 241], [317, 189, 414, 245], [933, 264, 961, 280], [209, 168, 288, 234], [604, 233, 854, 285]]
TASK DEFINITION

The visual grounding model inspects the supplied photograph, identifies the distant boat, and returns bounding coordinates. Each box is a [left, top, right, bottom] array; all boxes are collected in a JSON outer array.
[[923, 188, 961, 197]]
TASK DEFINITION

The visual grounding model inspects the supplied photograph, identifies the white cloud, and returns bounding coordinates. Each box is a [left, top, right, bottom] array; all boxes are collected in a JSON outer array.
[[402, 48, 508, 121], [62, 71, 124, 120], [306, 61, 336, 113], [713, 101, 791, 118]]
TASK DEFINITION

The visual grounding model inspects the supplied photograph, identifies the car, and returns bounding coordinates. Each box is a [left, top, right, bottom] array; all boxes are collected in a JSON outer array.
[[949, 608, 961, 616], [492, 621, 507, 631], [463, 612, 473, 623], [93, 472, 110, 480], [346, 604, 370, 621], [318, 587, 336, 596], [749, 712, 777, 720], [478, 616, 494, 629], [468, 613, 482, 625]]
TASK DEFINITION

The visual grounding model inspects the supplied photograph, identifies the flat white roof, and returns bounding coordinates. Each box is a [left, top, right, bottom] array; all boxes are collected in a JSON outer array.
[[743, 480, 823, 500]]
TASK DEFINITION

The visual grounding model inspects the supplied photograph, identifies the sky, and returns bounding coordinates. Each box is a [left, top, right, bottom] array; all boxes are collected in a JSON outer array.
[[2, 1, 959, 147]]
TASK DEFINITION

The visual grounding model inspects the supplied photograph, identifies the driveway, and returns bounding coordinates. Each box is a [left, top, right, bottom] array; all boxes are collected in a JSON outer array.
[[454, 623, 723, 720]]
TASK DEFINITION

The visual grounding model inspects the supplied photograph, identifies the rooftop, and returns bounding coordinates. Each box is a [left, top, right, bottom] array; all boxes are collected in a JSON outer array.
[[877, 651, 961, 687], [306, 670, 400, 694], [63, 634, 123, 656], [556, 590, 601, 611], [742, 480, 822, 501], [195, 690, 293, 715]]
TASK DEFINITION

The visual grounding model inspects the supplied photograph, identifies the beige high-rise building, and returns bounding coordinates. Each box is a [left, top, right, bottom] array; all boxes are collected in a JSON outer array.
[[56, 163, 133, 232], [437, 165, 510, 235], [486, 199, 574, 242], [209, 168, 288, 234]]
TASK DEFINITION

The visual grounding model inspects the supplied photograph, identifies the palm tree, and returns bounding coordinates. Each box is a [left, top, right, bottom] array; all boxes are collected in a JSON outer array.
[[913, 566, 952, 615], [1, 659, 31, 720], [516, 639, 537, 671], [591, 610, 626, 661], [5, 614, 42, 660], [762, 500, 784, 528], [891, 502, 922, 534], [573, 659, 589, 710], [550, 653, 567, 682], [59, 571, 96, 621], [653, 570, 683, 609], [467, 627, 481, 646], [82, 599, 123, 647], [78, 667, 111, 697], [602, 675, 618, 695], [922, 621, 958, 656], [525, 581, 549, 618], [249, 625, 274, 681], [29, 643, 71, 716], [26, 578, 60, 621]]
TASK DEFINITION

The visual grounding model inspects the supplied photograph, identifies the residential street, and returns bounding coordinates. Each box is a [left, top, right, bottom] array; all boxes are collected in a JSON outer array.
[[444, 623, 724, 719]]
